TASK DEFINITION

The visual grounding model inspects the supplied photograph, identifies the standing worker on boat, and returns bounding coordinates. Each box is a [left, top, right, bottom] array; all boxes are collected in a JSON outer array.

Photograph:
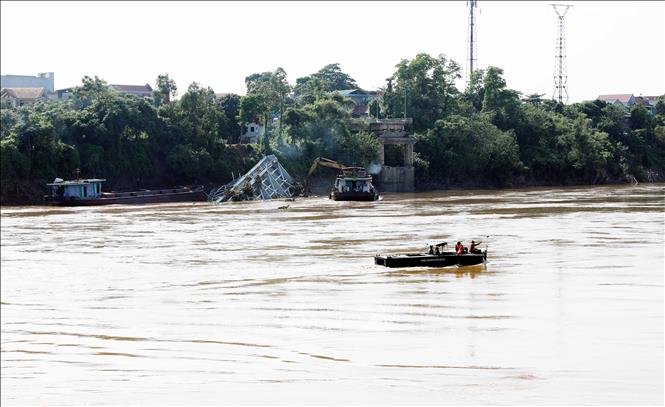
[[455, 241, 464, 255]]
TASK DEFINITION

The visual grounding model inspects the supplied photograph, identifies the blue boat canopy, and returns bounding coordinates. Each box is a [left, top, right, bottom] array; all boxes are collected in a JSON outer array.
[[47, 178, 106, 200]]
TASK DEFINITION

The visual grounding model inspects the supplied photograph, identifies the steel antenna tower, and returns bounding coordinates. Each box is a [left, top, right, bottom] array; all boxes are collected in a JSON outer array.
[[466, 0, 478, 83], [551, 4, 573, 104]]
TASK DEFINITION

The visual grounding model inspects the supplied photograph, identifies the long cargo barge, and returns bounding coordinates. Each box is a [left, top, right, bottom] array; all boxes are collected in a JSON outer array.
[[46, 178, 206, 206]]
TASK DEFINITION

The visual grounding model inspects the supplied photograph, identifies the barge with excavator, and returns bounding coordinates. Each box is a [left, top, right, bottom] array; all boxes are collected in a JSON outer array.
[[308, 157, 380, 201]]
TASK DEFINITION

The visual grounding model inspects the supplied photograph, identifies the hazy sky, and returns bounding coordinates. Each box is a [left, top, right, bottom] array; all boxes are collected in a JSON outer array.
[[1, 1, 663, 103]]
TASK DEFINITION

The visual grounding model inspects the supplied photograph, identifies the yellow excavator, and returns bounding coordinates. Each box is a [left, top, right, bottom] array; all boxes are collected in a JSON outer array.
[[307, 157, 346, 177], [307, 157, 379, 201]]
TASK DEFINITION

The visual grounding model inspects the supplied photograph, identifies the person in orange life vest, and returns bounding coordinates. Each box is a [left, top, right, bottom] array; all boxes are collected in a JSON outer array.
[[455, 241, 464, 254], [469, 240, 482, 254]]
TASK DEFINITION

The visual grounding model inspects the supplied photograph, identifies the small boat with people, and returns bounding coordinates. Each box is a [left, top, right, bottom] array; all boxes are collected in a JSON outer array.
[[374, 241, 487, 268], [45, 176, 206, 206]]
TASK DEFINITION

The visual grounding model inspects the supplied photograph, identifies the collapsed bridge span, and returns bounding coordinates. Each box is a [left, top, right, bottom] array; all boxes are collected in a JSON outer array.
[[208, 155, 297, 203]]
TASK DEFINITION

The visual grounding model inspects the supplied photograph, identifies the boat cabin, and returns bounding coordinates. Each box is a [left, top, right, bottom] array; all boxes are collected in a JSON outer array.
[[47, 178, 106, 201], [334, 176, 372, 193], [334, 167, 373, 193]]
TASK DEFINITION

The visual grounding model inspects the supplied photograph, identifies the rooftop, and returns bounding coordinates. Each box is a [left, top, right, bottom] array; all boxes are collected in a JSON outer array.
[[337, 88, 383, 97], [46, 178, 106, 186], [1, 87, 48, 99], [110, 84, 153, 92], [597, 94, 634, 104]]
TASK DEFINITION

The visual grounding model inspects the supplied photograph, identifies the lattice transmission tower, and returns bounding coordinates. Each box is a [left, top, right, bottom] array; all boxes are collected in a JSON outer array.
[[466, 0, 478, 83], [551, 4, 573, 104]]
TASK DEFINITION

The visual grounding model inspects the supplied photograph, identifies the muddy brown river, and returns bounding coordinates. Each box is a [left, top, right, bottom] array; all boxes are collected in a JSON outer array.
[[1, 184, 663, 405]]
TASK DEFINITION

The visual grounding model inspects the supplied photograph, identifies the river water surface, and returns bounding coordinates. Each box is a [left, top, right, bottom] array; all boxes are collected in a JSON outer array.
[[1, 184, 663, 405]]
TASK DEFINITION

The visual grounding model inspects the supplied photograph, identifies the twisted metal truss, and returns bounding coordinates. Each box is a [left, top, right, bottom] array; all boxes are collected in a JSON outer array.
[[208, 155, 295, 203]]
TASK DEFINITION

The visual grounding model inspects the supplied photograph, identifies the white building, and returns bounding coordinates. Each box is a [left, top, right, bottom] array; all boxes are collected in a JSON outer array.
[[1, 72, 55, 93], [240, 122, 264, 144]]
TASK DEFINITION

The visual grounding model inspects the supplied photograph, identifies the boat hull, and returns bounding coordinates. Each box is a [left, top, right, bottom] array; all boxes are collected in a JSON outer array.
[[374, 251, 487, 268], [330, 191, 379, 201], [49, 188, 206, 206]]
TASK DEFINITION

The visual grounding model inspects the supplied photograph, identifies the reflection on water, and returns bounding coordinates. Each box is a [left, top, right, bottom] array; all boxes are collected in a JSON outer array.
[[1, 184, 663, 404]]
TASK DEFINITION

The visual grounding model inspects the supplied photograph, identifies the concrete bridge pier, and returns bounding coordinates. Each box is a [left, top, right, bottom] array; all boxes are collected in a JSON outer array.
[[375, 122, 416, 193]]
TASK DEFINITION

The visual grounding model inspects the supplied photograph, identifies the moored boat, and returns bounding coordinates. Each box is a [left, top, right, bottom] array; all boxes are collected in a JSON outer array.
[[46, 178, 206, 206]]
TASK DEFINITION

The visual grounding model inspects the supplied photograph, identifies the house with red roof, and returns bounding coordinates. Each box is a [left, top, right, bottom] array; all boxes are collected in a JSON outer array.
[[1, 87, 49, 107], [337, 88, 383, 118], [110, 84, 153, 98], [598, 93, 661, 115], [634, 95, 660, 114], [52, 83, 154, 101], [597, 94, 636, 108]]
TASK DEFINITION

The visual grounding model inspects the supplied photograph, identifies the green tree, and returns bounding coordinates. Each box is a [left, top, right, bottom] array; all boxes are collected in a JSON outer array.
[[176, 82, 224, 149], [367, 99, 384, 119], [153, 73, 178, 106], [654, 125, 665, 148], [283, 98, 351, 160], [293, 76, 328, 105], [245, 67, 291, 138], [481, 66, 522, 130], [72, 76, 112, 109], [12, 111, 79, 179], [218, 94, 242, 143], [1, 104, 20, 140], [597, 103, 627, 142], [565, 115, 615, 182], [340, 130, 380, 166], [0, 139, 30, 180], [166, 143, 212, 181], [481, 67, 506, 112], [238, 94, 267, 126], [383, 53, 462, 133], [294, 63, 358, 97], [416, 114, 523, 186], [312, 63, 358, 90], [655, 96, 665, 116], [629, 104, 653, 131], [463, 69, 485, 112]]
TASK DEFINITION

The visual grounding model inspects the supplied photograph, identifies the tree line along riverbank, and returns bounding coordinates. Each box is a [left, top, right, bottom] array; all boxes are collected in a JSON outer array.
[[2, 55, 665, 205]]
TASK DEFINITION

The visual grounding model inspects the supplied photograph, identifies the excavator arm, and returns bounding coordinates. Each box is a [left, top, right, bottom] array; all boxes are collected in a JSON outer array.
[[307, 157, 346, 176]]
